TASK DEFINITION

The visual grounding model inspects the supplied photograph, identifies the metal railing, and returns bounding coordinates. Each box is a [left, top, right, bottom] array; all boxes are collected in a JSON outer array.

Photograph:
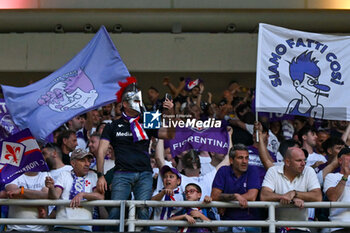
[[0, 199, 350, 232]]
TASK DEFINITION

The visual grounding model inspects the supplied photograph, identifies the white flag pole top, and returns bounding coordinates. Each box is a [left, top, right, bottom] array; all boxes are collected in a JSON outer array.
[[256, 23, 349, 121]]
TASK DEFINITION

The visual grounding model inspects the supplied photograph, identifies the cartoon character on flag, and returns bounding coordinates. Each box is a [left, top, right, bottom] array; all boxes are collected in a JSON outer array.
[[286, 51, 331, 119], [256, 23, 349, 121], [37, 69, 98, 112], [2, 26, 130, 142]]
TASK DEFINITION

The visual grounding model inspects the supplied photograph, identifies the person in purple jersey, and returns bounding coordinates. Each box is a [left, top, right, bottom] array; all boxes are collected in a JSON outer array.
[[211, 144, 261, 233], [246, 122, 276, 185]]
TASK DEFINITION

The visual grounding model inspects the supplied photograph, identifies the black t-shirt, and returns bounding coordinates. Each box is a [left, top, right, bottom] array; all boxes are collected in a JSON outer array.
[[62, 152, 70, 165], [101, 118, 158, 172], [231, 125, 254, 146]]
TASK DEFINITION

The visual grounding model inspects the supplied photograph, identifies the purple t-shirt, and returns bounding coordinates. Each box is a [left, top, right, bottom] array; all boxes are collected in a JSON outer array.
[[212, 166, 261, 220], [247, 145, 276, 185]]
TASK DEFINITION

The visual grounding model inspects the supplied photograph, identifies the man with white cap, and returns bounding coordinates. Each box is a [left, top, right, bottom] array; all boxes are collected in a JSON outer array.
[[45, 148, 104, 232]]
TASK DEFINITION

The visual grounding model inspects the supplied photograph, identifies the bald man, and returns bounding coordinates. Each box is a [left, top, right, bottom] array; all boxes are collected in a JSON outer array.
[[260, 147, 322, 233]]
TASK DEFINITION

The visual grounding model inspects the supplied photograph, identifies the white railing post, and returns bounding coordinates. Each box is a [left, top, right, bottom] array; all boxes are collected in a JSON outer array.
[[119, 200, 126, 232], [268, 203, 276, 233], [128, 202, 136, 232]]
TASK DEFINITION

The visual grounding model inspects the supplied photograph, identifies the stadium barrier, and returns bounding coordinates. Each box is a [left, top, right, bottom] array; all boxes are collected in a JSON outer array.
[[0, 199, 350, 232]]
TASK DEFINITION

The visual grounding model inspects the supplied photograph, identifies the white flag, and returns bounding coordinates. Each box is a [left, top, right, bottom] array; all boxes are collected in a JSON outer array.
[[256, 23, 350, 120]]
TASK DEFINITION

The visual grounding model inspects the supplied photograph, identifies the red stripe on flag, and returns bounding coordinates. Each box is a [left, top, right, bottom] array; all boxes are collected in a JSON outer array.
[[24, 148, 41, 156], [0, 164, 6, 172], [17, 136, 34, 143], [135, 121, 146, 140]]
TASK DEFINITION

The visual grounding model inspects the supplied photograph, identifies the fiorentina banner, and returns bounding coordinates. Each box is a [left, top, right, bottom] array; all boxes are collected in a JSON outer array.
[[168, 126, 229, 157], [256, 23, 350, 121], [0, 128, 49, 184], [2, 25, 130, 142]]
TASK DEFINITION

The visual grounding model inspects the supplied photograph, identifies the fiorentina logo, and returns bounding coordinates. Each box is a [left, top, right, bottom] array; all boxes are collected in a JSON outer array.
[[0, 141, 25, 167], [190, 126, 208, 133]]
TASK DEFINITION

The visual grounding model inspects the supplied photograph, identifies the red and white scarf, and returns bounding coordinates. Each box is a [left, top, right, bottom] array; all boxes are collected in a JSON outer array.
[[122, 112, 149, 142]]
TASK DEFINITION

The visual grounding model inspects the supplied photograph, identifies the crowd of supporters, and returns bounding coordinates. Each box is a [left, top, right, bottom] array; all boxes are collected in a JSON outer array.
[[1, 76, 350, 233]]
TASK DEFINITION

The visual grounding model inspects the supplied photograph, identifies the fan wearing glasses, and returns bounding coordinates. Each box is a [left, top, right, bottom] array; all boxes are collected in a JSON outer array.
[[170, 183, 214, 232]]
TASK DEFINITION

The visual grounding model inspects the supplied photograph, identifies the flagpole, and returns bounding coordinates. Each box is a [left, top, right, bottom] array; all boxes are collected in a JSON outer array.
[[256, 111, 259, 143]]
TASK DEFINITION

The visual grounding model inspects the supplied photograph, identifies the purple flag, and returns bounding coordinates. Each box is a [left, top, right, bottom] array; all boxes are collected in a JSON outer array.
[[0, 128, 49, 184], [0, 99, 20, 141], [2, 26, 130, 142], [168, 126, 229, 157]]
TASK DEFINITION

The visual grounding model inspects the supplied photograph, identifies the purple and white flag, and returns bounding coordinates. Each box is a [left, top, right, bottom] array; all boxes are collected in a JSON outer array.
[[168, 126, 229, 157], [0, 128, 48, 184], [256, 23, 350, 120], [2, 26, 130, 142], [0, 99, 20, 141]]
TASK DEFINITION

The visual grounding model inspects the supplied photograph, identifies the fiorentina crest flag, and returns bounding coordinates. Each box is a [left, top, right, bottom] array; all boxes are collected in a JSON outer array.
[[2, 25, 130, 142], [0, 128, 49, 184], [256, 23, 350, 120], [168, 126, 229, 157]]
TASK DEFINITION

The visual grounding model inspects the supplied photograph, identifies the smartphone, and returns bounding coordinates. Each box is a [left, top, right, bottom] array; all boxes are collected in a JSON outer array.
[[165, 93, 172, 101]]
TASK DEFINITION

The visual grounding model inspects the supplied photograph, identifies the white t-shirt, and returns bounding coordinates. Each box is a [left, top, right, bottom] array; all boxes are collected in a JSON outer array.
[[92, 159, 115, 174], [199, 156, 216, 175], [180, 169, 217, 201], [306, 152, 327, 167], [275, 152, 284, 166], [6, 172, 49, 232], [54, 170, 97, 232], [324, 173, 350, 232], [317, 170, 325, 186], [262, 165, 320, 231], [76, 128, 87, 150], [49, 165, 73, 181], [48, 165, 73, 214]]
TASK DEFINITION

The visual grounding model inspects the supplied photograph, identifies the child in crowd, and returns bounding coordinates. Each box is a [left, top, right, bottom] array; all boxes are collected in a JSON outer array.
[[170, 183, 214, 232], [151, 165, 183, 232]]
